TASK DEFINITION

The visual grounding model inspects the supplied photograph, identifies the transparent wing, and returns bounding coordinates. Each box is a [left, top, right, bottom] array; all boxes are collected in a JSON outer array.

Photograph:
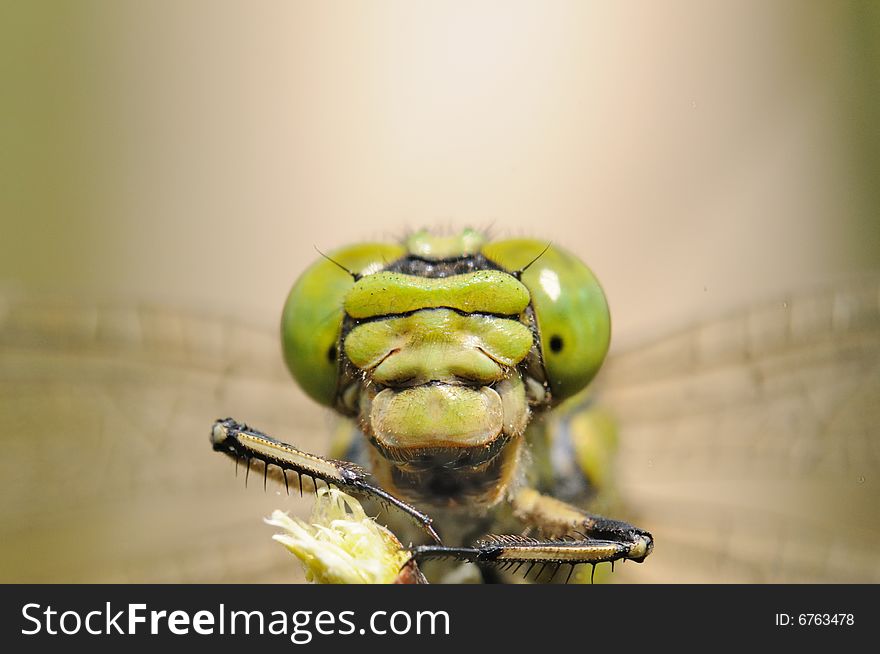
[[601, 274, 880, 583], [0, 294, 326, 582]]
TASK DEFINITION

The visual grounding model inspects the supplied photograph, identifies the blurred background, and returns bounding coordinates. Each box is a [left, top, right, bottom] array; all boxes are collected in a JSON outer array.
[[1, 1, 878, 582]]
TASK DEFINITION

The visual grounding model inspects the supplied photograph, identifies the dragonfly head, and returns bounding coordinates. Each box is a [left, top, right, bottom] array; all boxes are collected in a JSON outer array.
[[279, 230, 612, 503]]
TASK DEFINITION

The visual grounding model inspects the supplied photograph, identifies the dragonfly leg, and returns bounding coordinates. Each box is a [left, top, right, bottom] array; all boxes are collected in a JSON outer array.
[[210, 417, 440, 543], [410, 487, 652, 580], [510, 487, 652, 559]]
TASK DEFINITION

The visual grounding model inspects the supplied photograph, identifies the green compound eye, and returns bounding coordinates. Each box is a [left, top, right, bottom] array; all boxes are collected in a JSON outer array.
[[280, 243, 406, 406], [482, 239, 611, 402]]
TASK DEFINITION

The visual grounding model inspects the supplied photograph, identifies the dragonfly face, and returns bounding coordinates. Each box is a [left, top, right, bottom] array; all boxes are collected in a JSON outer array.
[[280, 229, 611, 507]]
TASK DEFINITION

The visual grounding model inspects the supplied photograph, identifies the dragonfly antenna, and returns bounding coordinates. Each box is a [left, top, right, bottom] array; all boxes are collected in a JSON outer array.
[[515, 242, 553, 277], [314, 246, 360, 281]]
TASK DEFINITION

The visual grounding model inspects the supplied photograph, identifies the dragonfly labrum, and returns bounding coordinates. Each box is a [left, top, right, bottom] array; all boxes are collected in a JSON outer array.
[[1, 229, 877, 583]]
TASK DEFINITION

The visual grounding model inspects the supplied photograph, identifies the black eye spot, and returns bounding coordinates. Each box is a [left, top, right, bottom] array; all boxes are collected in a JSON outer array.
[[549, 335, 564, 353], [327, 344, 338, 363]]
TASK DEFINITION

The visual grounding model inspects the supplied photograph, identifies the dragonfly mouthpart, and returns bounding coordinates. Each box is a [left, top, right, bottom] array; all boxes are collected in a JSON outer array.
[[362, 377, 528, 456]]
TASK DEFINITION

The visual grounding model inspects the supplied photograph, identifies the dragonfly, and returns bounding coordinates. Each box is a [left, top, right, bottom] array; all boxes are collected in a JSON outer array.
[[1, 231, 878, 583], [210, 228, 652, 583]]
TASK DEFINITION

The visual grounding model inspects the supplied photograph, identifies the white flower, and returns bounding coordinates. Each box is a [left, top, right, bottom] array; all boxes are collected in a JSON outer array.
[[265, 487, 412, 584]]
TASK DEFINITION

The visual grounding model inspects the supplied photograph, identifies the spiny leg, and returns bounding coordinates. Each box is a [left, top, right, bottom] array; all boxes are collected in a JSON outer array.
[[511, 488, 652, 559], [410, 487, 652, 581], [211, 417, 440, 543]]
